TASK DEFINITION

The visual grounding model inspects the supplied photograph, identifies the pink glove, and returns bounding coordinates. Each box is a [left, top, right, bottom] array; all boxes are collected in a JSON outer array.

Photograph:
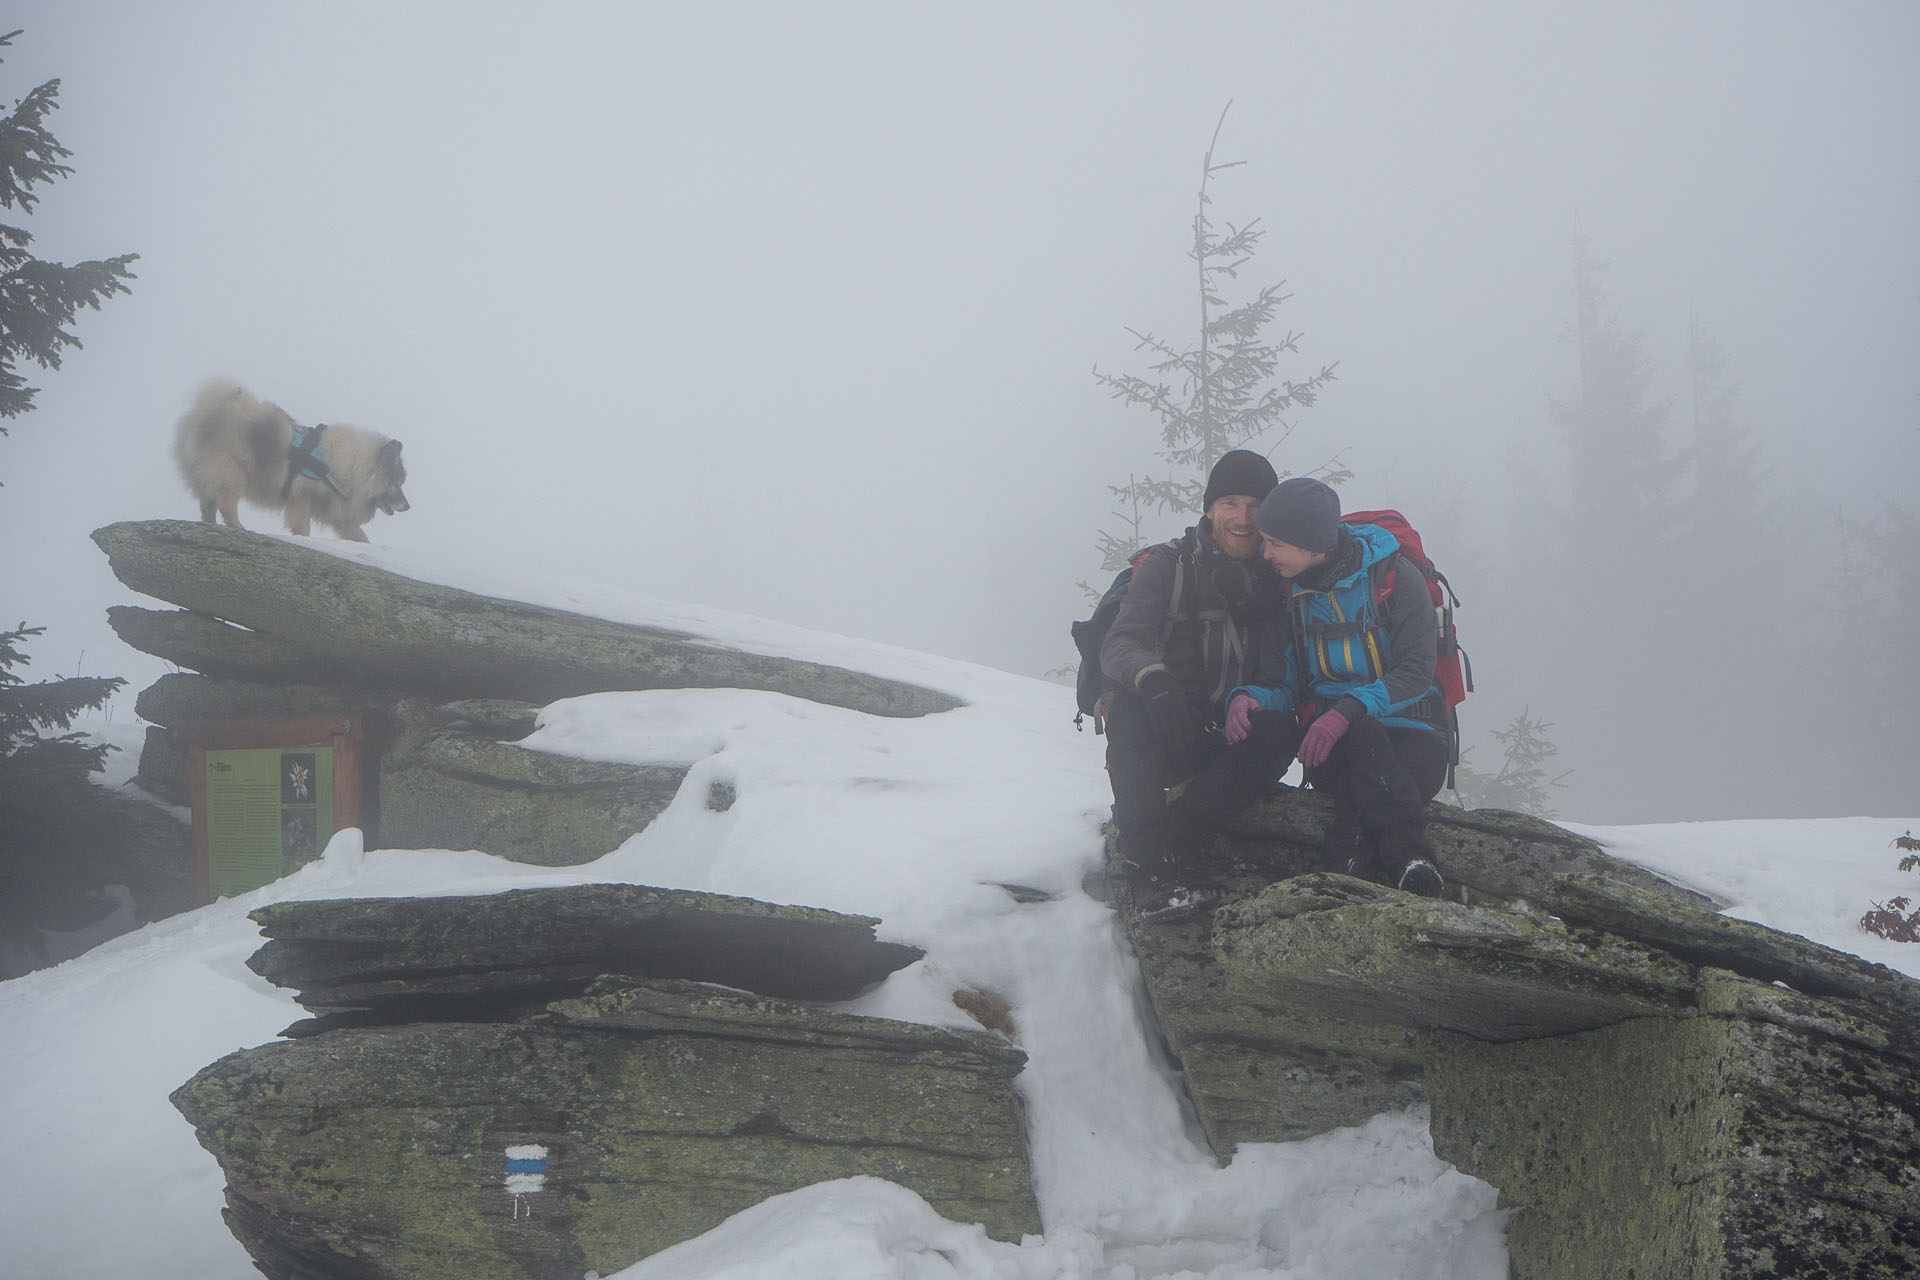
[[1297, 708, 1350, 767], [1223, 693, 1259, 744]]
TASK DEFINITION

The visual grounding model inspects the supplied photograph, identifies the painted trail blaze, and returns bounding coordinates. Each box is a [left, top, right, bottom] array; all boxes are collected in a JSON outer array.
[[503, 1143, 548, 1218]]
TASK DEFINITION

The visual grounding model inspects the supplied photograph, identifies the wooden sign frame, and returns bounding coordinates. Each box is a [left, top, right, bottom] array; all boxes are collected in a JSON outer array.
[[179, 712, 379, 906]]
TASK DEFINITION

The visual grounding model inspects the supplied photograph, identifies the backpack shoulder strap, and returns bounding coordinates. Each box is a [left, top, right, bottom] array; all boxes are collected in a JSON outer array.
[[1155, 535, 1199, 646], [1366, 552, 1403, 616]]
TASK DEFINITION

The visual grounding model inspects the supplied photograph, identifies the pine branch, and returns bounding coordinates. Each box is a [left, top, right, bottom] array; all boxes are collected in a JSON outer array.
[[0, 72, 73, 213], [0, 33, 138, 427], [1085, 99, 1335, 599]]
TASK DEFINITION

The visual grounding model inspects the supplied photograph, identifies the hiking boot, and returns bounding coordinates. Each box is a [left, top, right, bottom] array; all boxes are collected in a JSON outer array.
[[1130, 877, 1229, 925], [1114, 847, 1174, 891], [1323, 816, 1380, 882], [1123, 843, 1228, 922], [1396, 859, 1445, 899]]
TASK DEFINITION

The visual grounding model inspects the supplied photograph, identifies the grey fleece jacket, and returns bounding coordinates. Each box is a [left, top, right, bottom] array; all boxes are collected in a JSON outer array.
[[1097, 519, 1281, 713]]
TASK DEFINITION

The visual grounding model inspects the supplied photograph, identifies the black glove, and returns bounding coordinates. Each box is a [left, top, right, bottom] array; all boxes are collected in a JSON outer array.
[[1137, 669, 1205, 753]]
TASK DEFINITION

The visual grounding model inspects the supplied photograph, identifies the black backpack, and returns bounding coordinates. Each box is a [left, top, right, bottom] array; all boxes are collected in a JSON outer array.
[[1070, 540, 1195, 733]]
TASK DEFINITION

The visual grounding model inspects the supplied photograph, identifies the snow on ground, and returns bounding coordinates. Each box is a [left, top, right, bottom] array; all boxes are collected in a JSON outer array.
[[6, 540, 1916, 1278]]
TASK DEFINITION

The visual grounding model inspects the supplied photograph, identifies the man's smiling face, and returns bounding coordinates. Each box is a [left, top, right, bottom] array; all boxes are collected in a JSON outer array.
[[1207, 493, 1263, 559]]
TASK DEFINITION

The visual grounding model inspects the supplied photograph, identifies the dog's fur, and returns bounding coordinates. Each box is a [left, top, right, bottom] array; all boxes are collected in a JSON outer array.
[[172, 379, 409, 542]]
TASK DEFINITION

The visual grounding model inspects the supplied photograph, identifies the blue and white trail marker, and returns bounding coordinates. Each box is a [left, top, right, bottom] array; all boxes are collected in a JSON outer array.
[[503, 1143, 549, 1219]]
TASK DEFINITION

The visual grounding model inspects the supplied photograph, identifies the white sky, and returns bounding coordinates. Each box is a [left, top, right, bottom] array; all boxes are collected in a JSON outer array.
[[2, 1, 1916, 812]]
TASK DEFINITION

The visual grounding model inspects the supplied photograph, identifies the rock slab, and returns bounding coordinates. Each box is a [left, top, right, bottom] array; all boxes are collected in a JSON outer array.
[[134, 673, 678, 865], [173, 885, 1040, 1279], [1107, 788, 1920, 1279], [1425, 971, 1920, 1280], [96, 520, 965, 866], [1107, 785, 1719, 1148], [246, 882, 928, 1030], [93, 520, 961, 717]]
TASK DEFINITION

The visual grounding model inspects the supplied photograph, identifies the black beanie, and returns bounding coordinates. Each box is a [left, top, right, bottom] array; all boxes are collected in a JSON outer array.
[[1202, 449, 1280, 509], [1257, 476, 1342, 552]]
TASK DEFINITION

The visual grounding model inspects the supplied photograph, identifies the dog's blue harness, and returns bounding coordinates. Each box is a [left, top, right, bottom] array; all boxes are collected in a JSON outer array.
[[282, 423, 347, 500]]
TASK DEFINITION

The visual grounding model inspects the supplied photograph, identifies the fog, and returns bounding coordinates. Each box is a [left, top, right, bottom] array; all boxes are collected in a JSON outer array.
[[3, 2, 1915, 823]]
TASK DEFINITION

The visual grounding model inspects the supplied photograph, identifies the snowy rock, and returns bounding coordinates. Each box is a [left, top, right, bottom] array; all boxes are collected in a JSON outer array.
[[1425, 968, 1920, 1279], [174, 982, 1037, 1279], [1214, 873, 1699, 1039], [107, 604, 330, 685], [375, 698, 688, 863], [34, 884, 138, 964], [0, 779, 193, 979], [1109, 787, 1920, 1279], [1109, 785, 1717, 1149], [133, 672, 684, 865], [93, 519, 963, 717], [93, 783, 195, 922], [97, 518, 969, 866], [1228, 786, 1719, 912], [172, 885, 1040, 1277], [245, 882, 928, 1032]]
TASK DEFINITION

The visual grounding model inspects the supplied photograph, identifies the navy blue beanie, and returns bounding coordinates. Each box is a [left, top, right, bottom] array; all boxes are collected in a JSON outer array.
[[1202, 449, 1280, 509], [1257, 476, 1342, 552]]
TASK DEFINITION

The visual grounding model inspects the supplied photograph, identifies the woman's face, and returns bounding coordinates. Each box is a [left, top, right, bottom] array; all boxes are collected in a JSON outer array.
[[1260, 534, 1328, 580]]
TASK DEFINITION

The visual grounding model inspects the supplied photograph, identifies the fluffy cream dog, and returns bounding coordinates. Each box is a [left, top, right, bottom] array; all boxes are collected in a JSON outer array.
[[172, 379, 409, 542]]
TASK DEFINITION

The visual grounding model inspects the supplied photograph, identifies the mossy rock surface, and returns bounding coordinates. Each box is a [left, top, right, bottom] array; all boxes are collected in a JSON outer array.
[[1226, 785, 1716, 912], [134, 675, 679, 865], [1102, 824, 1426, 1152], [1213, 872, 1699, 1041], [1427, 969, 1920, 1279], [172, 981, 1038, 1279], [374, 701, 686, 864], [248, 883, 926, 1027], [109, 605, 351, 685], [135, 670, 391, 726], [134, 723, 190, 806], [1536, 872, 1920, 1021], [1104, 786, 1732, 1155], [94, 519, 961, 717]]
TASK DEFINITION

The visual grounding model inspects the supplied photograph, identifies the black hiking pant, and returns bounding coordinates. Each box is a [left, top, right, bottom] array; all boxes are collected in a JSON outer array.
[[1147, 708, 1448, 885], [1301, 714, 1449, 883], [1104, 690, 1297, 872]]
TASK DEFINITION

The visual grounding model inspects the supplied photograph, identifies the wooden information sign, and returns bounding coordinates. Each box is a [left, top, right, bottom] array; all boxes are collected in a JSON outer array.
[[180, 712, 377, 905]]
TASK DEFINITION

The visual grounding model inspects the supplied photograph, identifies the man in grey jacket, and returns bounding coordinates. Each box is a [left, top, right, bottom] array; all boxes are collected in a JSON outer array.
[[1098, 450, 1298, 915]]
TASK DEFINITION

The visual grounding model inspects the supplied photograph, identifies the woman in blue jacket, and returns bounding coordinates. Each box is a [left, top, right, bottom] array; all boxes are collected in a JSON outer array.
[[1223, 477, 1449, 897]]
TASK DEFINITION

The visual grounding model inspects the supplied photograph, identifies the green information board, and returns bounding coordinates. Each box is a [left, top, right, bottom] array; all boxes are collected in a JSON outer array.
[[203, 747, 335, 899]]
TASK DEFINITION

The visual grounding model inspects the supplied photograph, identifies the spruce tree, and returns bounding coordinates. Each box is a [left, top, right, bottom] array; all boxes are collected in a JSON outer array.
[[0, 624, 126, 974], [0, 28, 137, 433], [1550, 236, 1684, 604], [0, 31, 138, 976], [1521, 236, 1686, 815], [1686, 323, 1768, 526], [1685, 320, 1795, 597], [1089, 103, 1337, 574], [1459, 707, 1567, 818], [1676, 321, 1814, 802]]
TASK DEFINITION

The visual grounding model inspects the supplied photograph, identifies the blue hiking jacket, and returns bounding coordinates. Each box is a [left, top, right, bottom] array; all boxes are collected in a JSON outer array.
[[1232, 523, 1442, 734]]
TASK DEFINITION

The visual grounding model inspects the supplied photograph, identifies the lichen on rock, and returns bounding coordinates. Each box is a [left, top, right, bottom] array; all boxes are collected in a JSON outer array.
[[172, 889, 1039, 1278], [1106, 785, 1920, 1278]]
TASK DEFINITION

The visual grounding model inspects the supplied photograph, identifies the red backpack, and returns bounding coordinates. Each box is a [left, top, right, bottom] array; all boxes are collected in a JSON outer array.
[[1342, 510, 1474, 771]]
